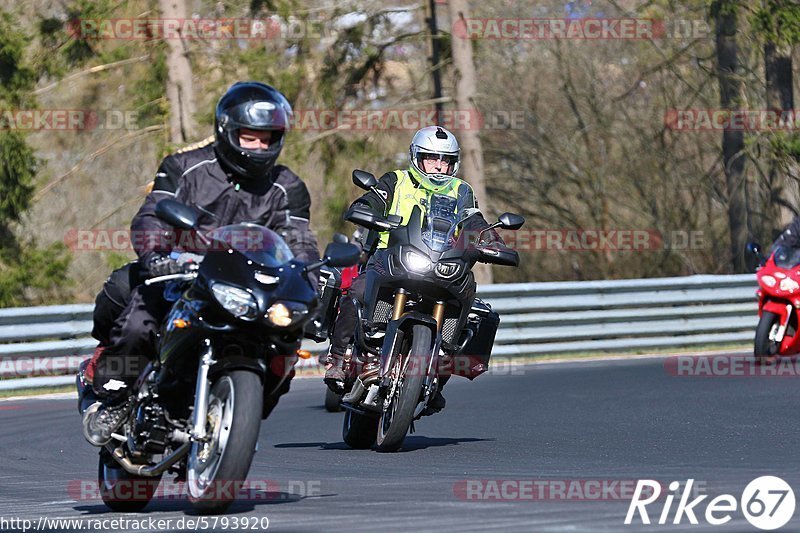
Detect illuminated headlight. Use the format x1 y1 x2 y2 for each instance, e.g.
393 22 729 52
436 262 459 278
760 275 776 288
403 250 432 273
267 302 309 327
780 277 799 292
210 282 258 319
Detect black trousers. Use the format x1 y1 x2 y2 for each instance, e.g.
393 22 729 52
92 282 172 400
329 274 366 356
91 262 143 346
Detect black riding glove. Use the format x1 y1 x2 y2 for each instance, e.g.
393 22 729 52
147 254 182 277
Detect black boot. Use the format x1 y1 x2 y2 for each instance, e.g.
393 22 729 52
323 350 346 394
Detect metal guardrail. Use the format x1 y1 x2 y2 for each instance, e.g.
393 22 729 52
0 274 759 391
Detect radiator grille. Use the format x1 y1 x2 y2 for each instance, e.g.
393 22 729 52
442 318 459 344
372 299 393 324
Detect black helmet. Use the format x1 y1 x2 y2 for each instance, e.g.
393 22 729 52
214 81 293 182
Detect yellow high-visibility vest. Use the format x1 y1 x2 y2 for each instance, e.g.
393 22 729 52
377 168 473 248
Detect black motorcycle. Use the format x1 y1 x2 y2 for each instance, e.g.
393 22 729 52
94 199 359 513
338 170 524 452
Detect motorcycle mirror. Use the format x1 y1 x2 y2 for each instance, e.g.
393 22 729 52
353 169 378 190
332 232 350 244
744 241 765 272
155 199 199 230
323 242 362 268
498 212 525 230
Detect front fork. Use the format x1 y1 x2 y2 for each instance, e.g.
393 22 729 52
772 304 794 344
382 291 445 405
190 339 215 441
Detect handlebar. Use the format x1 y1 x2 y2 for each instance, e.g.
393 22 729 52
144 272 198 286
344 206 402 232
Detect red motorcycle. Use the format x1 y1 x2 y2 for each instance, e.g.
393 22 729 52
750 243 800 360
311 264 359 412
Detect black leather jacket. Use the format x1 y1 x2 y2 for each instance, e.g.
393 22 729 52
771 216 800 253
131 138 320 266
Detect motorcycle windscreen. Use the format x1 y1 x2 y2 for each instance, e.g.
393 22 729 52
422 193 475 252
206 223 294 267
772 245 800 269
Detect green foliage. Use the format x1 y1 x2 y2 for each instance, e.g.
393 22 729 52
0 132 37 227
0 12 36 107
0 243 72 307
709 0 741 19
106 251 133 271
768 132 800 160
132 45 169 128
751 1 800 46
35 0 143 82
0 9 71 307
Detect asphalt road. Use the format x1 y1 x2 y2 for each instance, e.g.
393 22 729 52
1 356 799 532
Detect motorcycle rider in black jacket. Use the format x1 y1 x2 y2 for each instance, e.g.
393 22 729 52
82 81 320 446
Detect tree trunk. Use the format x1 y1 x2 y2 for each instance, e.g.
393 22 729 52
447 0 492 284
765 40 796 233
715 1 748 273
159 0 196 144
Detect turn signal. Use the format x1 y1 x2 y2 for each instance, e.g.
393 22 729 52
296 349 312 359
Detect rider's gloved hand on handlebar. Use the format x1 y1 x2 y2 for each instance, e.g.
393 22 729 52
174 252 204 271
148 252 205 277
147 254 182 277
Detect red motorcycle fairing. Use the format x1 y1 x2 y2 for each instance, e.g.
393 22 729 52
756 247 800 355
761 299 790 320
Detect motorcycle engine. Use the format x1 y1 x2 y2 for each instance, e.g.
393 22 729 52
131 398 169 455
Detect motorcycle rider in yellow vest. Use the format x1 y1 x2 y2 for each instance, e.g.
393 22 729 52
324 126 506 414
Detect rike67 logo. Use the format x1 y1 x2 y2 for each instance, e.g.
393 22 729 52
625 477 795 530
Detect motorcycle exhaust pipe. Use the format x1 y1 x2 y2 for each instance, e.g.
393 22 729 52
341 363 381 404
111 441 191 477
341 378 366 404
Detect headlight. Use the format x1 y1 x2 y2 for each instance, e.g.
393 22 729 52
267 302 309 327
780 277 799 292
403 250 432 273
436 262 460 278
210 282 258 319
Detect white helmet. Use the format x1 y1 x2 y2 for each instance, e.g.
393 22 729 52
409 126 460 191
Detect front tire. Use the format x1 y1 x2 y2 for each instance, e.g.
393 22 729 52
375 324 431 452
755 311 781 364
187 371 263 514
98 448 161 512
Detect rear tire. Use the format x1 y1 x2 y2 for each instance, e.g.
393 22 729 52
375 324 431 453
98 448 161 512
342 409 378 449
755 311 781 364
187 371 263 514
